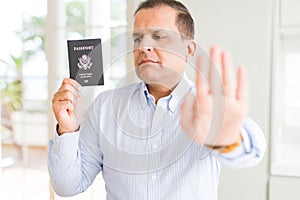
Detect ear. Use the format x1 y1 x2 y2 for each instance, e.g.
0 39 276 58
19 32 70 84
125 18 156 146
186 40 196 60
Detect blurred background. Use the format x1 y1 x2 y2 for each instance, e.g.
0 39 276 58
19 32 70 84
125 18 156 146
0 0 299 199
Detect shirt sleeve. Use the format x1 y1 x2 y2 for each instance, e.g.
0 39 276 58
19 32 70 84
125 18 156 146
212 118 267 169
48 101 103 197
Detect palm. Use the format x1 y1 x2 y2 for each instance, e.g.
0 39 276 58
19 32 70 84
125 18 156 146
180 47 248 147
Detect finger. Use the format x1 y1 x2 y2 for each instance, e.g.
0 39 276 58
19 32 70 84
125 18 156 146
195 55 210 121
62 78 81 92
195 55 209 102
52 91 78 104
236 66 248 102
221 51 235 96
52 100 75 114
180 93 194 125
58 83 80 98
209 46 223 94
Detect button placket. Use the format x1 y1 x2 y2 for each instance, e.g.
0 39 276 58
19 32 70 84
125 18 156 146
152 143 158 150
151 174 157 181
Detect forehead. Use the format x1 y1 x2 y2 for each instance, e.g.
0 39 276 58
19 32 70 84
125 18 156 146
134 6 179 32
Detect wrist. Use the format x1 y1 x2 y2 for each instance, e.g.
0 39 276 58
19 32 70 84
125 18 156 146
56 124 80 135
207 134 242 154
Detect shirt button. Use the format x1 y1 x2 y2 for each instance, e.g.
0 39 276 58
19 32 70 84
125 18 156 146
56 138 60 143
155 114 161 121
152 175 157 181
152 143 157 150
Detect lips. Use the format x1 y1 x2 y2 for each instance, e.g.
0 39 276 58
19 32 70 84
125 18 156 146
139 58 159 66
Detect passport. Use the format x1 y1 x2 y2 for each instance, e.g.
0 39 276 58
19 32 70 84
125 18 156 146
67 38 104 86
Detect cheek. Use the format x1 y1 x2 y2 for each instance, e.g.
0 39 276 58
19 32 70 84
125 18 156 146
164 41 187 56
133 51 140 67
159 50 186 68
159 43 187 61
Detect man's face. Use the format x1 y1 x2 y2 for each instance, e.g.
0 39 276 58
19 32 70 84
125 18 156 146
133 6 191 88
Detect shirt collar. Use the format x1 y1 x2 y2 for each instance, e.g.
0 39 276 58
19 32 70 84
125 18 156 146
139 74 193 112
140 82 151 110
169 74 193 112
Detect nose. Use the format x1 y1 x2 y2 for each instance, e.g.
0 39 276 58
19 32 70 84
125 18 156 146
141 46 153 52
138 35 154 52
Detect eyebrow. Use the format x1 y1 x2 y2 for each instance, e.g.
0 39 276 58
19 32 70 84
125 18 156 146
132 32 142 37
153 30 167 34
132 28 168 37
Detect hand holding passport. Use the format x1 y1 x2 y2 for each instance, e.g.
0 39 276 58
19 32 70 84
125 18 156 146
67 38 104 86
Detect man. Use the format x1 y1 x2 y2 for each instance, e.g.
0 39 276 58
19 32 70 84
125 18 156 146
49 0 266 199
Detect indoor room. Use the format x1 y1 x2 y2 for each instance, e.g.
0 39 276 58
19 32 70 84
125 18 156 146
0 0 299 199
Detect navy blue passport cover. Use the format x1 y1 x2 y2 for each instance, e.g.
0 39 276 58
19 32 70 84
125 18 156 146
67 38 104 86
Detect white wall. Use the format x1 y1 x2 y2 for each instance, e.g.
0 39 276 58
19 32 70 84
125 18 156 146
181 0 272 199
269 176 300 200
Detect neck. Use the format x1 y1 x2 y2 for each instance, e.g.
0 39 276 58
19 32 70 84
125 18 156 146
147 83 177 104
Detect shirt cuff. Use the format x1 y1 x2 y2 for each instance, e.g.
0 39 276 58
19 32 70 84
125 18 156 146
50 130 79 160
214 127 253 160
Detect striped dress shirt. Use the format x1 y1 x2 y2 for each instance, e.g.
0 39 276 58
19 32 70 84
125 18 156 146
48 77 266 200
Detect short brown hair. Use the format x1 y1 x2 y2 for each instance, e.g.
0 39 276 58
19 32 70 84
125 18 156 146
134 0 195 39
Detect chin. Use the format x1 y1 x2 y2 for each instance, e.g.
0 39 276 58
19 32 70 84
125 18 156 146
136 73 177 90
136 70 158 84
135 64 156 78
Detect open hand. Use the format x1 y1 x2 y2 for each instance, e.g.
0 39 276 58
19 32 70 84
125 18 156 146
180 46 248 147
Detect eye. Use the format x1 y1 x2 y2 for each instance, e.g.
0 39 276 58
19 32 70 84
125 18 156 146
133 36 143 44
153 34 166 41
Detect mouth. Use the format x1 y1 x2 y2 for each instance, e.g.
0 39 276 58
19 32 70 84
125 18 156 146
138 59 159 66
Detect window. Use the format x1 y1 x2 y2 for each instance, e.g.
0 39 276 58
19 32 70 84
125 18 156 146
48 0 128 95
1 1 49 199
47 0 130 199
1 0 132 199
0 2 48 112
271 0 300 177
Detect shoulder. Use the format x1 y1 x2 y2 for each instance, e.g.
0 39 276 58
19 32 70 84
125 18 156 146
93 82 144 105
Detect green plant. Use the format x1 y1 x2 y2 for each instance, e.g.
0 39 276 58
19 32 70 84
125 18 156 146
1 80 22 112
0 54 23 111
0 0 85 113
16 15 45 60
0 56 22 133
66 0 86 36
